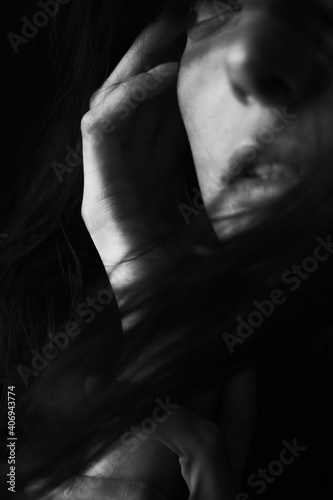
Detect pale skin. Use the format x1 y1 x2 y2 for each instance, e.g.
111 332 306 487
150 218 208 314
48 3 328 499
20 2 333 498
46 370 257 500
178 0 333 238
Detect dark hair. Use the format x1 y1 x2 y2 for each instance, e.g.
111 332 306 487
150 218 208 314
2 0 333 496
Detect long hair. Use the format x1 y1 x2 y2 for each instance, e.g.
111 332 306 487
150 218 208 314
2 0 333 496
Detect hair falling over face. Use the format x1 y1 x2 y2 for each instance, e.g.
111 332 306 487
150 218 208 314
1 0 333 498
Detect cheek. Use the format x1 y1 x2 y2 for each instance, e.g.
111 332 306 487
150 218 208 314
177 57 203 124
177 63 224 201
177 60 215 148
177 50 248 202
177 53 234 166
178 46 233 137
178 37 229 108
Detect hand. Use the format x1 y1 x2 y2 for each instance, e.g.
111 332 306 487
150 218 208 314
152 405 237 500
80 15 186 305
152 366 258 500
28 367 257 500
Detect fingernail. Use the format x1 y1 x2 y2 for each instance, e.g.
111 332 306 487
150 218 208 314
147 62 179 77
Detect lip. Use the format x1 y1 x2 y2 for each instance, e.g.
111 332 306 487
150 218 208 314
217 140 312 210
225 142 309 187
226 176 299 207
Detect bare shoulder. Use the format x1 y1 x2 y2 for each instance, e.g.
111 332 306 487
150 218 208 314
74 368 257 499
80 387 222 499
82 424 187 499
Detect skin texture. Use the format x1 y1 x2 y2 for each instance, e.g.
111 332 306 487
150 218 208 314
177 0 333 238
76 1 333 498
18 2 333 500
77 8 259 500
40 370 256 500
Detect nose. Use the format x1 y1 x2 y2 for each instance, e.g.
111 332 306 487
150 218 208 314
224 0 333 107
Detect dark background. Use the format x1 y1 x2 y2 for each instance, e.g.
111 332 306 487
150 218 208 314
1 0 70 201
1 2 333 499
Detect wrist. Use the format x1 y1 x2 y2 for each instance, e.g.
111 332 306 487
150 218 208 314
106 244 166 330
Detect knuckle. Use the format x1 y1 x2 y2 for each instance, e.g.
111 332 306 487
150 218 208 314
81 112 108 140
81 110 115 138
81 112 97 135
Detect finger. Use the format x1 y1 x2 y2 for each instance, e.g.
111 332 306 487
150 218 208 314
123 88 183 166
81 64 178 202
94 15 185 105
83 63 178 142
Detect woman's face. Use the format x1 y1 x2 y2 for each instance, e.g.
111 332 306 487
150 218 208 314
177 0 333 238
